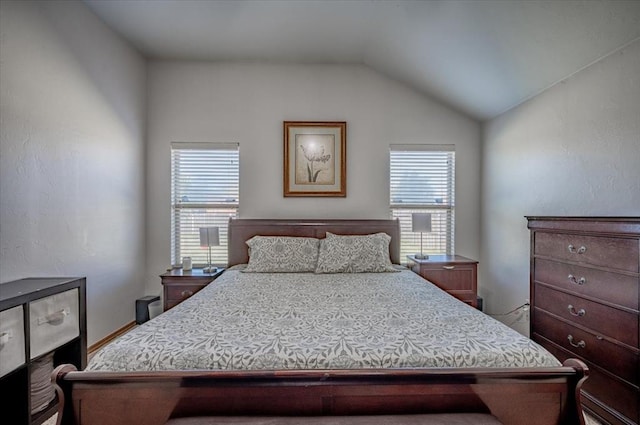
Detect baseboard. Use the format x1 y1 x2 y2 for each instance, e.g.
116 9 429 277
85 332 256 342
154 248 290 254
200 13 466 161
88 321 137 356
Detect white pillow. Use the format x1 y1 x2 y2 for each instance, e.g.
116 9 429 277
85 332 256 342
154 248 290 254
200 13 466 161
315 232 397 273
244 236 320 273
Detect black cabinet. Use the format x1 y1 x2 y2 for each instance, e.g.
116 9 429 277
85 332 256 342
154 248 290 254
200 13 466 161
0 277 86 425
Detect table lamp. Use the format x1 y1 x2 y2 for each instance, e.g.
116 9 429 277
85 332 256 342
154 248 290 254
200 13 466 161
412 213 432 259
199 227 220 273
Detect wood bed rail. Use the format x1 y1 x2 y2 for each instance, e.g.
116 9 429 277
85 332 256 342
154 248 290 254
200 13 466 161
51 359 588 425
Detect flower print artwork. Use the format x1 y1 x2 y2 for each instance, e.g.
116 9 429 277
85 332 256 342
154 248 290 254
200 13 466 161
295 134 335 185
284 121 346 197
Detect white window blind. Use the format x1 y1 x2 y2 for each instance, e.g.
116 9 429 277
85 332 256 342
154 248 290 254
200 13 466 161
390 145 455 261
171 142 239 267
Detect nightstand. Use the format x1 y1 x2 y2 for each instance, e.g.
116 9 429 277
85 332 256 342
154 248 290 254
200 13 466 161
407 255 478 308
160 268 224 311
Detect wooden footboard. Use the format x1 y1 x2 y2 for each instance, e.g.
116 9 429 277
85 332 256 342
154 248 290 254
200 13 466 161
52 359 588 425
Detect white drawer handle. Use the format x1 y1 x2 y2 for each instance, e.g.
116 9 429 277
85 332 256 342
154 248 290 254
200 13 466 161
567 334 586 349
567 274 586 285
181 290 194 298
567 244 586 254
442 266 455 270
37 308 69 325
0 331 13 346
567 305 586 317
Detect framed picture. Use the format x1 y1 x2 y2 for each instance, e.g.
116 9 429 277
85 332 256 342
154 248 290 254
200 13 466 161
283 121 346 197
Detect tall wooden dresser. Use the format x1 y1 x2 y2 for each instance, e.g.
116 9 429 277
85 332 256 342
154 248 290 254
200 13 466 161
527 217 639 425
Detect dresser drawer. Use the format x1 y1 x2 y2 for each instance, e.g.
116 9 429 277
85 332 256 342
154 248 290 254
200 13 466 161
534 258 639 310
29 288 80 359
534 232 639 273
0 305 26 377
534 283 639 347
534 310 638 384
581 365 640 425
536 337 640 424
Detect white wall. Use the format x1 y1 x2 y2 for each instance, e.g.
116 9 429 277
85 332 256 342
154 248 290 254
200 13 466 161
146 62 481 295
481 40 640 334
0 1 147 345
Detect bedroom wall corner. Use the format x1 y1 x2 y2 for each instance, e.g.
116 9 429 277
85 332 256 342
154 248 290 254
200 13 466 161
0 0 147 346
479 39 640 335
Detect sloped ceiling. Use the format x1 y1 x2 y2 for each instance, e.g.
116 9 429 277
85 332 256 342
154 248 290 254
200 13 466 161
84 0 640 121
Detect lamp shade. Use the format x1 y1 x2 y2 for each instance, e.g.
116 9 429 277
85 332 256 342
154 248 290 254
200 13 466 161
199 227 220 247
412 213 432 233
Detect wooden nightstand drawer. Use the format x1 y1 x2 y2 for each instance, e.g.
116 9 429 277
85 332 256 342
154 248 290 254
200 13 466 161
161 268 224 311
450 291 478 306
166 284 206 302
408 255 478 308
413 265 475 291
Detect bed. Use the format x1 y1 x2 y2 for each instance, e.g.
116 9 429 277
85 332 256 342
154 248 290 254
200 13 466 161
52 219 589 425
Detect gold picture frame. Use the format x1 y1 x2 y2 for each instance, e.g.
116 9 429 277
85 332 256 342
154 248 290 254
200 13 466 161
283 121 346 197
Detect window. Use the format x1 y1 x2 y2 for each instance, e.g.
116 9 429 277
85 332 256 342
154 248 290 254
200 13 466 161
390 145 455 261
171 142 239 267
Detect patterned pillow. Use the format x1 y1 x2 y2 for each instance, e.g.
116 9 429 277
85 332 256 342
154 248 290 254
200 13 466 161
244 236 320 273
315 232 398 273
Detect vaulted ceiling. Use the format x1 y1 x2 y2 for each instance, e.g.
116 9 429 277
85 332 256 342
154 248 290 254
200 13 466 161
84 0 640 121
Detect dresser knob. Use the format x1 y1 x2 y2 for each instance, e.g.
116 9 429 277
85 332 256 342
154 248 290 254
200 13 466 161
567 305 586 317
567 274 586 285
568 244 587 254
442 266 455 270
567 335 586 348
181 290 193 298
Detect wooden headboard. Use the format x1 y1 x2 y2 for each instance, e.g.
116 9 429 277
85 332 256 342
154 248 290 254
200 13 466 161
227 219 401 266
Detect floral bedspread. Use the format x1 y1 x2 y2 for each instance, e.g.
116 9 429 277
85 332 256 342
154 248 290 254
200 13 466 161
88 267 559 371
